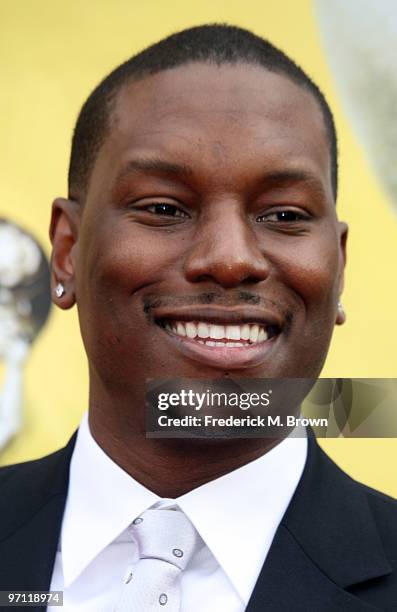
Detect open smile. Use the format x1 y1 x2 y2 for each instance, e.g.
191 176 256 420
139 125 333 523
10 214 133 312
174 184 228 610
155 310 283 369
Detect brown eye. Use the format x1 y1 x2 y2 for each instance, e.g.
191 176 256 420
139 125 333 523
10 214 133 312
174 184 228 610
257 209 309 223
146 203 188 218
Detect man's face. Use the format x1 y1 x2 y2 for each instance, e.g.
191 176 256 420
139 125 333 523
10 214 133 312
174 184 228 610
54 63 347 396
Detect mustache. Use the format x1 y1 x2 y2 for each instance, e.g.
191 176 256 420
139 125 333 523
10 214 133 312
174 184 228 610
143 291 289 318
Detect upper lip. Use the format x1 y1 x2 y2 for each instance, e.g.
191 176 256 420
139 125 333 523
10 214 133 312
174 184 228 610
153 306 284 329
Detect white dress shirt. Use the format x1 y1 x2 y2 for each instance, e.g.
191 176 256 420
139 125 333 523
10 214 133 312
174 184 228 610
49 412 307 611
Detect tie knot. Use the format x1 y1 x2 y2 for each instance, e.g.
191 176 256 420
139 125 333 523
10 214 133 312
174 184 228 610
129 508 199 570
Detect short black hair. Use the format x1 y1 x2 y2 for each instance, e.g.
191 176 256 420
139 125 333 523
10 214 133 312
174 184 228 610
68 23 338 201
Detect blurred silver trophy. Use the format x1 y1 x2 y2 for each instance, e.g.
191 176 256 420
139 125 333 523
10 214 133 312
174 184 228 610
0 219 51 451
316 0 397 213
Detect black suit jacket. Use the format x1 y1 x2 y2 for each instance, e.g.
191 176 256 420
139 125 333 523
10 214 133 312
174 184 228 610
0 434 396 611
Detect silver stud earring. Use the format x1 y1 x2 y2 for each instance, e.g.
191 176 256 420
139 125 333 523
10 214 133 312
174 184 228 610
337 300 344 313
54 282 66 298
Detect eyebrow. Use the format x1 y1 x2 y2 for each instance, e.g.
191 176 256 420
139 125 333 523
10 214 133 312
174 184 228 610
260 170 327 198
116 157 327 197
116 157 194 181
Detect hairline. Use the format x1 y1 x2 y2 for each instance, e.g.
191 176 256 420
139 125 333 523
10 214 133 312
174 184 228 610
70 58 337 204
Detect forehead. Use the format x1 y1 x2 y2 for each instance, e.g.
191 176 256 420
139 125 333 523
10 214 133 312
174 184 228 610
92 62 332 194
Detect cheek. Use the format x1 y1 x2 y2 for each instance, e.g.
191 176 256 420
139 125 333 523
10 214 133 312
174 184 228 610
75 222 186 345
267 231 341 336
79 221 182 293
294 249 339 304
266 234 341 377
282 233 340 301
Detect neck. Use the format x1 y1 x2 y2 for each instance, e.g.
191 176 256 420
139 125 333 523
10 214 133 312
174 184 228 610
88 402 283 498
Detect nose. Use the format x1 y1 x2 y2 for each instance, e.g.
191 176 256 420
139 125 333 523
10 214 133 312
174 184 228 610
183 202 270 288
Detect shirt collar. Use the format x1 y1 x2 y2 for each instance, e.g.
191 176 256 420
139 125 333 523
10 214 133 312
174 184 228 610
61 413 159 587
61 412 307 602
177 432 307 602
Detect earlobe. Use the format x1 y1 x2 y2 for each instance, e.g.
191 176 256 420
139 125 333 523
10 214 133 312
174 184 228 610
336 300 346 325
49 197 81 310
335 221 348 325
338 221 348 290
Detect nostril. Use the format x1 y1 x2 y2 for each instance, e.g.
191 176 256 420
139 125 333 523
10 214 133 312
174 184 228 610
241 274 267 285
185 262 269 288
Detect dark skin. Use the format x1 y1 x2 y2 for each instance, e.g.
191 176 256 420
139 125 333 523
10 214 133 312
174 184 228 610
50 62 347 497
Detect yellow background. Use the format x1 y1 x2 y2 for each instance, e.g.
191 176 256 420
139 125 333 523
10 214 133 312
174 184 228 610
1 0 396 496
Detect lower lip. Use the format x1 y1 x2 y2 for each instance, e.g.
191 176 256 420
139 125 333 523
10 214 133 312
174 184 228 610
159 326 279 370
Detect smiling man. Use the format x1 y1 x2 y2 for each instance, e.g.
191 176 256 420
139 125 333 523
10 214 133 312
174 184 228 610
0 24 396 612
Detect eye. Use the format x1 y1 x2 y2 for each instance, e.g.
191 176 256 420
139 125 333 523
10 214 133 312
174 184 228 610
144 203 189 218
257 209 310 223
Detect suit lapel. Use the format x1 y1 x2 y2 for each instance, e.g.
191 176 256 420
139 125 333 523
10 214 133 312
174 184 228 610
0 432 392 609
245 437 391 611
245 524 383 611
0 433 77 591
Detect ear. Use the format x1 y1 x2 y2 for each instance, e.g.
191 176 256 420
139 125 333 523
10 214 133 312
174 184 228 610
336 221 348 325
49 197 81 309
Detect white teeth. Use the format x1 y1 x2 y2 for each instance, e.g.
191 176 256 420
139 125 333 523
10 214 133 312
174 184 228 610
225 325 241 340
250 324 259 343
209 324 225 339
176 322 186 336
193 340 247 348
241 324 250 340
197 322 210 338
185 322 197 338
258 328 268 342
164 320 272 344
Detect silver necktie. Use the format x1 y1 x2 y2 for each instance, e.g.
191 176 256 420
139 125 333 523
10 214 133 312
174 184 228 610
115 507 199 611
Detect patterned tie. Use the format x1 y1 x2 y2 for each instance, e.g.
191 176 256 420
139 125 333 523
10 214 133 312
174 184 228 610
115 507 200 611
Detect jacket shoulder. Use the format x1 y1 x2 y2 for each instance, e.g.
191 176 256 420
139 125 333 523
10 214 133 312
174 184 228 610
360 479 397 509
0 445 68 483
0 434 77 537
320 443 397 536
358 479 397 551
